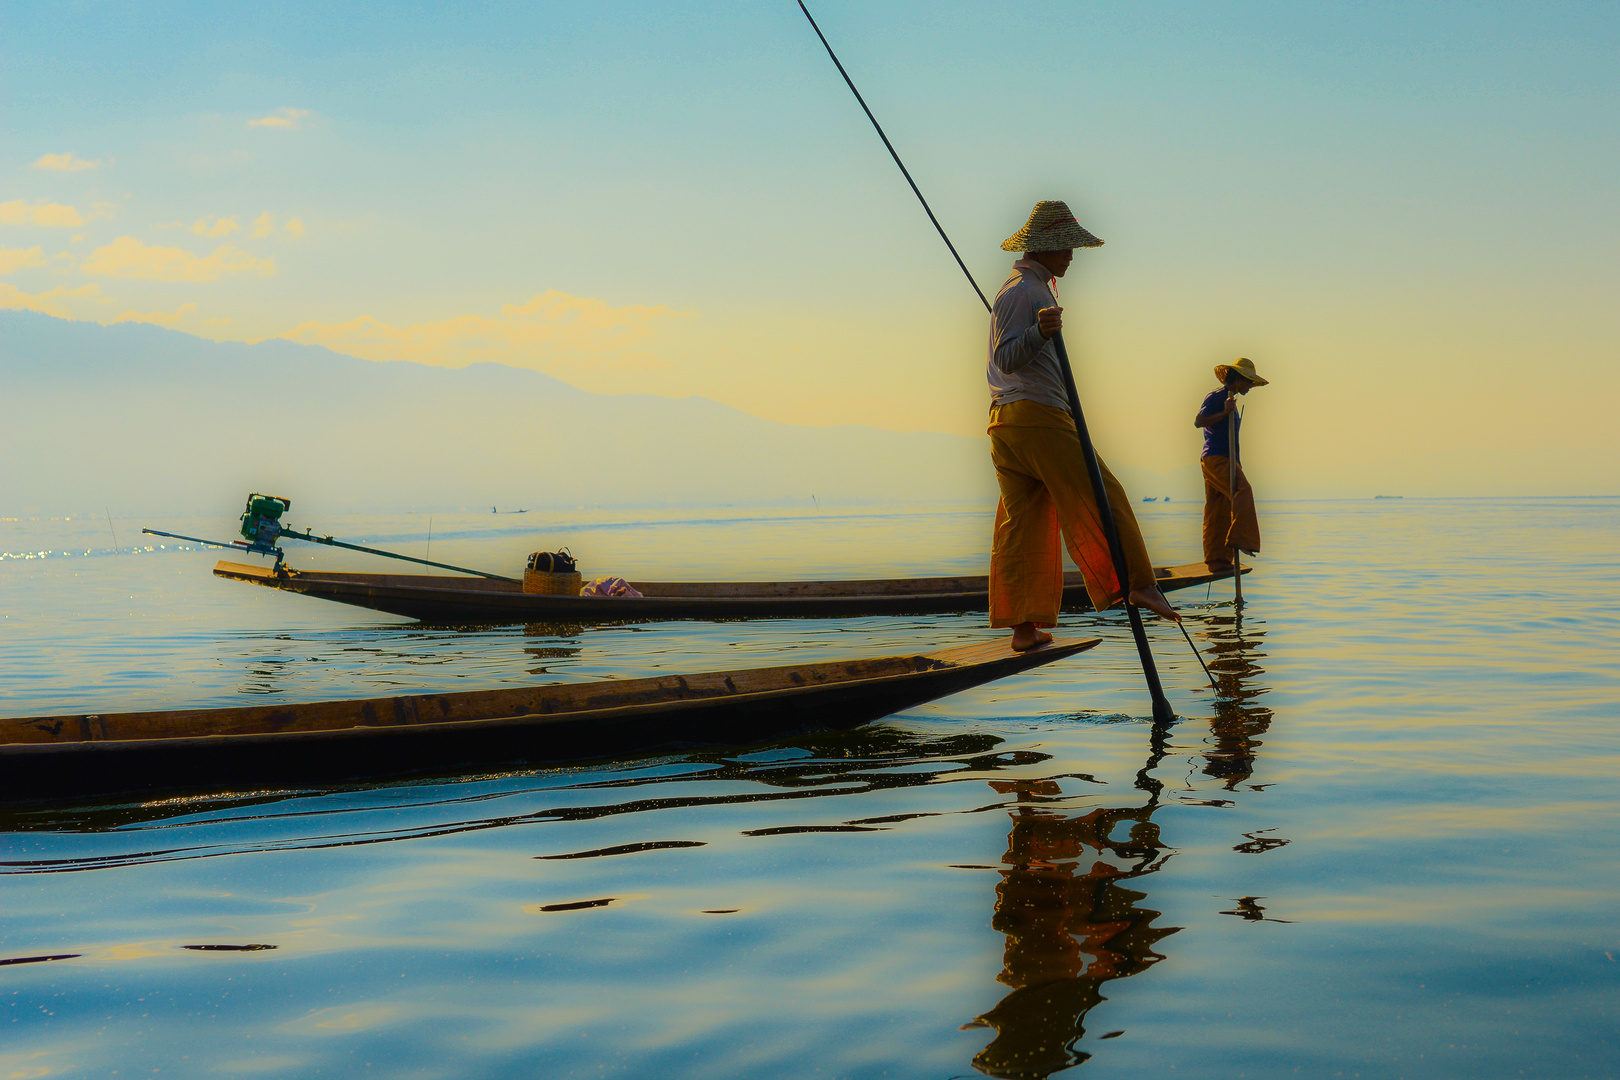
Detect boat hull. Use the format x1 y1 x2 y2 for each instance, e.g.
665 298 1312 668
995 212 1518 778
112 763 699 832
0 638 1097 802
212 560 1247 624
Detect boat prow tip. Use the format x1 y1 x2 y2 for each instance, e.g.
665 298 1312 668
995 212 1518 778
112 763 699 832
1016 636 1102 661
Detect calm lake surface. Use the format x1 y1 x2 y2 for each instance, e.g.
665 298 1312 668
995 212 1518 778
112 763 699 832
2 498 1617 1079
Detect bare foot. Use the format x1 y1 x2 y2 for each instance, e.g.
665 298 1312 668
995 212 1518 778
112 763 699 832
1010 622 1054 652
1128 586 1182 622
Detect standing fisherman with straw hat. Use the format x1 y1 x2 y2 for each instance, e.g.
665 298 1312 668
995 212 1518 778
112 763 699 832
987 200 1180 651
1194 357 1268 571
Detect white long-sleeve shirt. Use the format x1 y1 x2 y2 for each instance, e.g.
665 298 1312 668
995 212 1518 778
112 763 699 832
985 258 1070 413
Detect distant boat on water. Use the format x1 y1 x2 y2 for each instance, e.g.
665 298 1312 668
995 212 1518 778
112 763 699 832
212 560 1245 623
492 507 530 514
1142 497 1157 502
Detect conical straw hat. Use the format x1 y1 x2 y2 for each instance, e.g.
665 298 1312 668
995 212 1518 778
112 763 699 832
1001 200 1103 252
1214 357 1269 386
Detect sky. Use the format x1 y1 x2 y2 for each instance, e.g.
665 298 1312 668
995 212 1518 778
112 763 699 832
3 0 1617 496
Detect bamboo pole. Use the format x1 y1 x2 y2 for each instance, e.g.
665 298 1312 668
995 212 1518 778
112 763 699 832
1228 404 1243 608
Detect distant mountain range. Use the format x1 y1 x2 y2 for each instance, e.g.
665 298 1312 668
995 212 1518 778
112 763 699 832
0 312 1207 516
3 312 1023 516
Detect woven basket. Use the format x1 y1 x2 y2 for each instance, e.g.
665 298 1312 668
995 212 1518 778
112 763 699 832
522 570 582 596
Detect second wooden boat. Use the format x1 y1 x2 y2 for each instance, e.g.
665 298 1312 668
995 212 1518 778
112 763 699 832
1 637 1097 802
212 560 1246 624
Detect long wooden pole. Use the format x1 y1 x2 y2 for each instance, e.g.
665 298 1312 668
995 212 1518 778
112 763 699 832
1228 405 1243 608
794 1 989 312
140 527 518 582
1052 332 1176 723
796 0 1175 721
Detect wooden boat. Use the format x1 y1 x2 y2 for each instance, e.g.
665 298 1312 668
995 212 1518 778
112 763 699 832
213 559 1246 624
0 637 1097 802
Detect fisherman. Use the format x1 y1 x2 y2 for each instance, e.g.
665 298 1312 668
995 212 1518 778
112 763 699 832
987 200 1180 652
1194 357 1267 571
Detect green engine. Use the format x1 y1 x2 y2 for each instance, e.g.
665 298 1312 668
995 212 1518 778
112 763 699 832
240 493 291 550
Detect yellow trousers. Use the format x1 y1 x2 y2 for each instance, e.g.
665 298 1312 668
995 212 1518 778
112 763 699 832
989 400 1157 627
1201 455 1260 565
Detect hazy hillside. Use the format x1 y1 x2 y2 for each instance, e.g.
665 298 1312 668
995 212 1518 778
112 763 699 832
1 312 1016 516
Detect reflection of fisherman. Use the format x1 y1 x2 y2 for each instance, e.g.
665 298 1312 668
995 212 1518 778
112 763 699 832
1194 357 1267 572
987 200 1180 652
967 782 1177 1079
1201 609 1274 789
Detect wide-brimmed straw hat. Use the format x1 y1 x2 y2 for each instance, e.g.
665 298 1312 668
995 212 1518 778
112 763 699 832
1214 357 1269 386
1001 200 1103 252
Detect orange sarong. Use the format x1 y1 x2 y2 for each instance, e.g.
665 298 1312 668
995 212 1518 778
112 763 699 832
988 400 1157 628
1200 454 1260 565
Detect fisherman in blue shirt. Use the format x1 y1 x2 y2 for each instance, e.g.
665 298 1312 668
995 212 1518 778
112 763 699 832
1194 357 1267 570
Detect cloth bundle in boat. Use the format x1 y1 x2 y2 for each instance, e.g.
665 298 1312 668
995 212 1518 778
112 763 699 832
580 576 643 598
523 550 581 595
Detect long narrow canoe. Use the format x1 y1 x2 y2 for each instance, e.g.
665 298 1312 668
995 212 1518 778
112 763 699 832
213 560 1246 624
0 637 1097 802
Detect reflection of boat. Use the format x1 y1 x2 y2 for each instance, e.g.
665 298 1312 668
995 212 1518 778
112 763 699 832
0 637 1097 802
0 726 1066 871
211 560 1246 624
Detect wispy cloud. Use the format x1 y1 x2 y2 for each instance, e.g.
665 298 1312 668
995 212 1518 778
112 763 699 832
279 291 683 374
32 152 101 172
0 246 48 274
250 211 275 238
284 217 306 238
248 107 311 129
0 200 85 227
191 216 240 238
81 237 275 282
111 302 198 328
0 282 101 318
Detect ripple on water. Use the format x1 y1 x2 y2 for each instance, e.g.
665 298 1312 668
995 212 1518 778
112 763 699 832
2 500 1618 1079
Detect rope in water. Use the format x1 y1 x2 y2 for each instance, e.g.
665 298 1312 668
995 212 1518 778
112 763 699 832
1178 618 1219 690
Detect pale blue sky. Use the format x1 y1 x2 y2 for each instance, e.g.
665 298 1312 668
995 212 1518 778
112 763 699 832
4 1 1617 492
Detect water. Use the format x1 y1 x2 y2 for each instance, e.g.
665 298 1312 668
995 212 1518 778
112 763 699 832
2 499 1618 1078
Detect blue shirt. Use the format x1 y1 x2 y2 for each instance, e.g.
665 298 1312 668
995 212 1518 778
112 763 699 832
1199 388 1239 458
